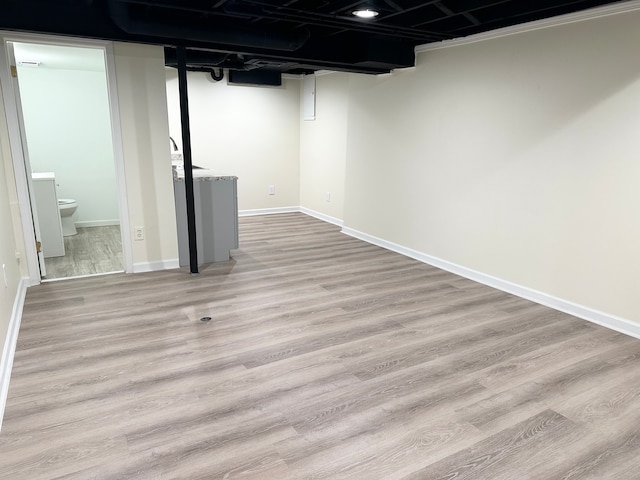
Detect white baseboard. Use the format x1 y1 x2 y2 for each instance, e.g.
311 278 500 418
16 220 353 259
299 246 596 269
0 277 29 432
342 226 640 339
238 207 300 217
299 207 343 227
239 206 344 227
133 258 180 273
74 220 121 228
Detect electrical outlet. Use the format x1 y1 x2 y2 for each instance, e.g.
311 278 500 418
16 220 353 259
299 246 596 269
325 192 331 203
268 185 275 195
134 227 144 241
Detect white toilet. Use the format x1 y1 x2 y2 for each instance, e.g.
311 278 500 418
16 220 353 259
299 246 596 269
58 199 78 236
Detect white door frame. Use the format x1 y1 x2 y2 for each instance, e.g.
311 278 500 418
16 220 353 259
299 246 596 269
4 41 50 278
0 31 133 284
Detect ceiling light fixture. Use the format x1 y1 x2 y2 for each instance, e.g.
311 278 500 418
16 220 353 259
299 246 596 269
17 60 41 68
352 8 379 19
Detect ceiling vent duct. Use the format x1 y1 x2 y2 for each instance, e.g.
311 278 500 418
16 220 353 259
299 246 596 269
164 49 229 68
108 0 310 52
228 70 282 87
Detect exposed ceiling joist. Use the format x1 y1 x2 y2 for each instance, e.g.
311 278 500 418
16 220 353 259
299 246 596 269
0 0 629 75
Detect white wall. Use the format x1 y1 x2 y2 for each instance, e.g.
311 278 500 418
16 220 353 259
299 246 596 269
299 73 348 222
0 78 27 389
114 43 178 269
17 61 119 226
342 12 640 322
165 70 300 211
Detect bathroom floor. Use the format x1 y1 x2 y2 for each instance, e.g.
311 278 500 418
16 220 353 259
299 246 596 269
42 225 124 280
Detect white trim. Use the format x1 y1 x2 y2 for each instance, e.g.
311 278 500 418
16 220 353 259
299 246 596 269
314 70 337 77
74 220 121 228
416 0 640 53
0 32 133 278
132 258 180 273
0 40 41 286
299 207 343 227
42 270 124 283
0 277 29 431
238 206 300 217
238 206 344 227
104 42 134 274
342 226 640 340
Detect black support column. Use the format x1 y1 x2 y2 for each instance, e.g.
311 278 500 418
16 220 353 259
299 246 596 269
176 46 198 274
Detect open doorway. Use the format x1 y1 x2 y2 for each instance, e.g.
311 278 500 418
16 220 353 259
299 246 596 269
11 41 124 280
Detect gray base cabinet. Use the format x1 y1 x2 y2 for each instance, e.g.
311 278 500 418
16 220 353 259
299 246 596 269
174 176 239 266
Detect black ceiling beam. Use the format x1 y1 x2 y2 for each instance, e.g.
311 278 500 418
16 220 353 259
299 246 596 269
410 0 512 28
330 1 367 15
447 0 610 35
0 0 410 73
383 0 405 12
377 0 442 20
435 1 456 16
225 2 452 41
433 0 482 27
463 12 481 25
108 0 310 51
112 0 448 41
221 28 411 69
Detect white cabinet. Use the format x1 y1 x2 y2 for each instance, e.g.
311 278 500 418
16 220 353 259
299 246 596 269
174 174 239 266
32 172 65 258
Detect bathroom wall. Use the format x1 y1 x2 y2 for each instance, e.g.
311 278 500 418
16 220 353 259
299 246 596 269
16 48 119 226
165 70 300 212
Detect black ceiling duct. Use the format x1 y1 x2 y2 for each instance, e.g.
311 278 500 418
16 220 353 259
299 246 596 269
228 70 282 87
107 0 310 52
164 48 229 68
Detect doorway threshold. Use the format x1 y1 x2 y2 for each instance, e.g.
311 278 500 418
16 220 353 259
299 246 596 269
41 270 125 283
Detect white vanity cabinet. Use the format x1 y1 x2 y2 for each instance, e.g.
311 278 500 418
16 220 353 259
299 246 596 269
32 172 65 258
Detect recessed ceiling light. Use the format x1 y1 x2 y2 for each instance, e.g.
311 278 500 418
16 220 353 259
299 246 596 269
352 8 379 19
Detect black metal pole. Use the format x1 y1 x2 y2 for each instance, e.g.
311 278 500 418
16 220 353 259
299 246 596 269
176 46 199 274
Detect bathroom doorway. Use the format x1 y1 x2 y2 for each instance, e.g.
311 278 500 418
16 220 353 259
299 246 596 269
2 37 130 281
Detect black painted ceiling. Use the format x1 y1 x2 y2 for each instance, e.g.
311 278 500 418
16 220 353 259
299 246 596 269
0 0 628 75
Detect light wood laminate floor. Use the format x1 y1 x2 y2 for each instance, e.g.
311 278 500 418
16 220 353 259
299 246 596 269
43 226 124 280
2 213 639 479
